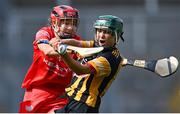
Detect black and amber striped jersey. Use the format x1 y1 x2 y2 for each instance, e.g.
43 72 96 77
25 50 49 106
65 40 122 108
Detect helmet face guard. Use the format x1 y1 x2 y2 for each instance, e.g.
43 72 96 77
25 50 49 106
50 5 79 38
93 15 124 44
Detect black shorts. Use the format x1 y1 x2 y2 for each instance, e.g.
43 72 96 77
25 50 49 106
55 98 99 113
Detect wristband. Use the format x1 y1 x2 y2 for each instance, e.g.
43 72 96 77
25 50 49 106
37 39 49 44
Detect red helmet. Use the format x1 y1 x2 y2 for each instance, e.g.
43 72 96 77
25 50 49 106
50 5 79 37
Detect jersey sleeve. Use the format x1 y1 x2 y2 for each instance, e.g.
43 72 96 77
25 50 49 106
33 28 51 45
87 49 122 77
87 56 111 77
81 40 94 48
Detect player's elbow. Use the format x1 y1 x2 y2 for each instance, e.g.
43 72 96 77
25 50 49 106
74 66 92 75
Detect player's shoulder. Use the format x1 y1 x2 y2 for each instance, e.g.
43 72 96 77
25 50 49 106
103 47 120 57
111 48 121 58
35 26 54 39
99 47 122 62
38 26 52 33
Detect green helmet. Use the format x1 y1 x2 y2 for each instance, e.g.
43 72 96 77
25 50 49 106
93 15 124 43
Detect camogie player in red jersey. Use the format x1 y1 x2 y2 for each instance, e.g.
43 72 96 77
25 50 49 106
19 5 81 113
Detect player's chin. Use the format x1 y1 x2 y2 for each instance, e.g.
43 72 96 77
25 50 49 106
98 42 103 46
64 32 72 35
98 43 107 47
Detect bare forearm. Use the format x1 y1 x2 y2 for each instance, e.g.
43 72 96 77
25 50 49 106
38 44 59 57
61 53 91 75
61 39 82 47
44 49 59 56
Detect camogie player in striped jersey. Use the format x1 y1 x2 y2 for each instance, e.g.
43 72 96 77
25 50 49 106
54 15 124 113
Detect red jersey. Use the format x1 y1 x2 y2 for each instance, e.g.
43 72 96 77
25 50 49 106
22 26 80 91
20 26 81 112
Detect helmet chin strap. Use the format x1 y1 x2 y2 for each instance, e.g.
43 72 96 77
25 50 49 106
55 19 59 31
94 32 99 47
52 19 60 37
115 31 119 44
115 31 124 44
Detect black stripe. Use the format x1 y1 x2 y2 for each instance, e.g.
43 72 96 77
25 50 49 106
66 76 78 88
80 74 94 102
71 77 85 98
98 76 112 96
66 76 78 98
96 75 115 108
98 53 121 95
71 75 78 84
95 96 101 108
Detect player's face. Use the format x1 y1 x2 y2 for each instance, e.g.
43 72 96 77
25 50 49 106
58 19 78 36
96 28 115 47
